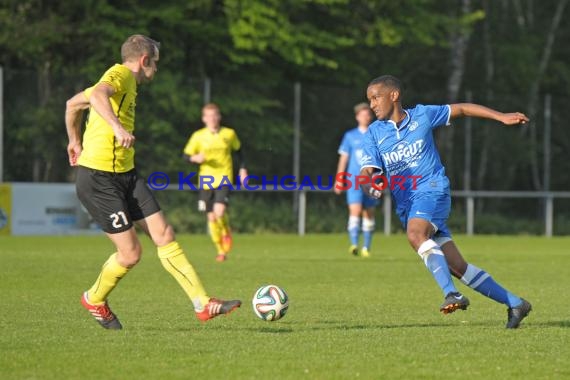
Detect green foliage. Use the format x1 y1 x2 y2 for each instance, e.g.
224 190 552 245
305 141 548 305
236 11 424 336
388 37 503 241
2 0 569 225
0 0 479 182
225 0 355 69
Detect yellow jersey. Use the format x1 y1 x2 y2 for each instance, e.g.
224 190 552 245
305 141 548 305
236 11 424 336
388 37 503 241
183 127 241 187
78 64 137 173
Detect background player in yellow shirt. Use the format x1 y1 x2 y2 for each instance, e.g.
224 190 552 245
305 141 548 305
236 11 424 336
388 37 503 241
183 103 248 262
65 35 241 330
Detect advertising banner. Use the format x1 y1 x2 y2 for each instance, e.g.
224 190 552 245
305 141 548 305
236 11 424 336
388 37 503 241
0 183 11 235
9 183 99 235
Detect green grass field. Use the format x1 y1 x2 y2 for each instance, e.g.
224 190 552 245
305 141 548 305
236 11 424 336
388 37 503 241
1 234 569 379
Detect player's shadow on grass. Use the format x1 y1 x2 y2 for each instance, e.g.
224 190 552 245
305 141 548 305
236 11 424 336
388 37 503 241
532 320 570 328
237 321 455 333
255 257 385 263
245 326 294 334
302 320 502 330
310 323 451 331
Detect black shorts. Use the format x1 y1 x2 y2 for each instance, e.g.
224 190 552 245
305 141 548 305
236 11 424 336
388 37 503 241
198 188 230 213
76 166 161 234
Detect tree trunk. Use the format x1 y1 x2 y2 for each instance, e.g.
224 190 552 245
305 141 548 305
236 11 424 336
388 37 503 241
523 0 568 190
512 0 526 28
476 0 494 212
442 0 472 181
526 0 535 27
36 60 51 181
446 0 471 103
32 158 41 182
501 0 567 191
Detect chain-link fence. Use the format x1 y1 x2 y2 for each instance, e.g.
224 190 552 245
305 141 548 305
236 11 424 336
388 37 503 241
2 67 569 234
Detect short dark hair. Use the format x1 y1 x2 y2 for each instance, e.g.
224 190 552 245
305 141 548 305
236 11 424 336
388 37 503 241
368 75 403 93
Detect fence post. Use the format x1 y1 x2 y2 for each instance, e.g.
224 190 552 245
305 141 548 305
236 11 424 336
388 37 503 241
543 94 551 198
298 190 306 236
203 77 211 104
464 91 472 235
545 195 553 237
383 192 391 235
292 82 301 213
543 94 552 237
466 195 474 236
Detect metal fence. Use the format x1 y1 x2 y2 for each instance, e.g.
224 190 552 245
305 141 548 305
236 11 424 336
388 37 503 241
453 190 570 237
162 185 570 237
290 190 570 237
2 67 569 236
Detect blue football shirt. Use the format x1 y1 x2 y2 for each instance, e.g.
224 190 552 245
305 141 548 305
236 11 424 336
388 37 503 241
338 127 369 176
360 104 452 210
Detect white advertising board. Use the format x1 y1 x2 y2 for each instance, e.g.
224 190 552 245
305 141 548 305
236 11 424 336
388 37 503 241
9 183 100 235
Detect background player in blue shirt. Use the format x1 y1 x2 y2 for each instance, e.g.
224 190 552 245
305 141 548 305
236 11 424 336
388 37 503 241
335 103 379 257
360 75 532 328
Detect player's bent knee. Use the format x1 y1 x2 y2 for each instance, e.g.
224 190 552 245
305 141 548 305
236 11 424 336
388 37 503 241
117 243 143 267
164 224 176 243
406 230 429 250
152 224 175 247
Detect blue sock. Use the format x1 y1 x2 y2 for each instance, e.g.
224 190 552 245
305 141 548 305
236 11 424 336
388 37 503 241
418 240 457 296
362 218 375 249
347 216 360 246
362 231 372 249
460 264 522 308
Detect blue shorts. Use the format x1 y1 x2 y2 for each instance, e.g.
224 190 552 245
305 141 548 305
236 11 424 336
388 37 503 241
346 188 380 209
398 191 452 239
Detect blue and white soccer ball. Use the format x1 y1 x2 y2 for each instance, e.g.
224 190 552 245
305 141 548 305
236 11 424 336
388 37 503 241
252 285 289 321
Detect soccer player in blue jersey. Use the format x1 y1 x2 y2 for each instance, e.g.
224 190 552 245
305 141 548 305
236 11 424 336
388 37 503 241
360 75 532 328
335 103 379 257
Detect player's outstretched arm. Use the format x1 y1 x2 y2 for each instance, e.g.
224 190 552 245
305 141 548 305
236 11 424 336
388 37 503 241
65 92 90 166
450 103 529 126
89 83 135 148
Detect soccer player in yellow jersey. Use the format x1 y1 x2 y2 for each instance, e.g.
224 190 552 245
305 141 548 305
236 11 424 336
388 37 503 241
65 35 241 330
183 103 248 262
